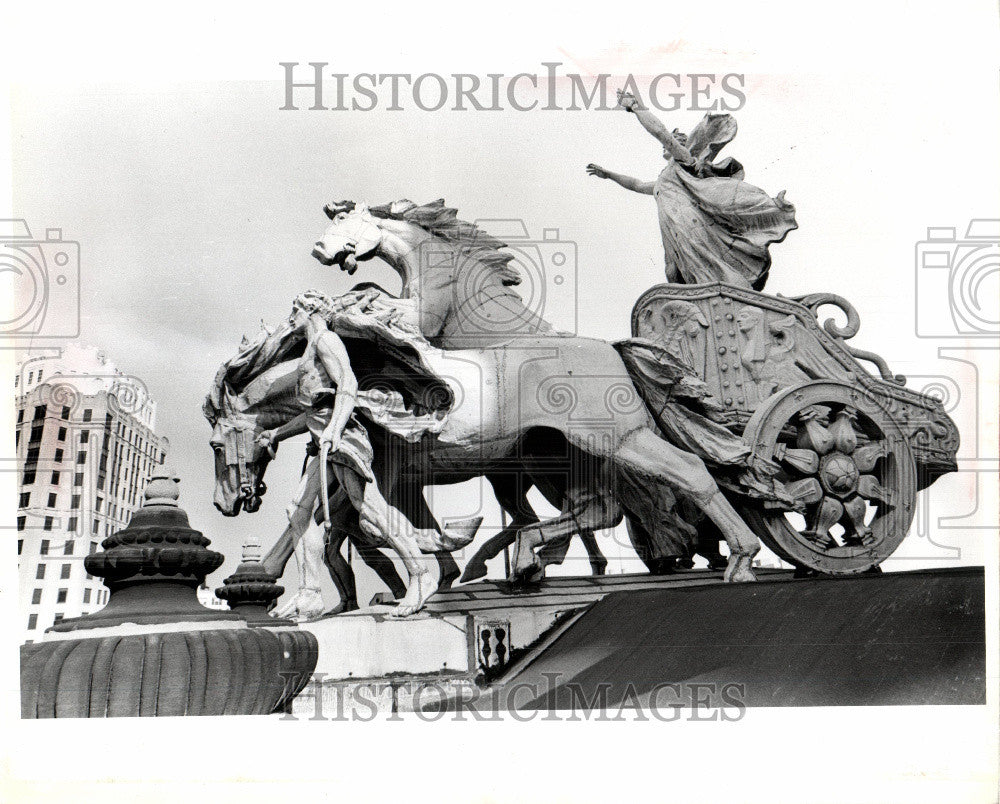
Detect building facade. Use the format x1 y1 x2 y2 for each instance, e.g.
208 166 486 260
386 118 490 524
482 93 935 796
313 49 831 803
15 345 168 643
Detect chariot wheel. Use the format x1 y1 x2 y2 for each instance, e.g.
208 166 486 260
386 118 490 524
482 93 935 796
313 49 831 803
741 380 917 574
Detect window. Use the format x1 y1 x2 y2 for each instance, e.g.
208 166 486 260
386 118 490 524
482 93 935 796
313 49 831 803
43 516 53 531
77 452 87 464
31 588 42 604
56 588 68 603
74 473 84 486
17 407 23 422
57 427 67 441
36 564 45 579
83 588 91 604
33 404 44 419
83 409 92 422
54 449 64 463
64 539 75 554
80 430 89 444
37 369 43 382
14 430 19 447
61 405 71 419
92 519 99 534
47 493 57 507
19 492 30 507
40 539 50 555
28 614 38 630
60 563 71 579
95 496 103 512
22 470 36 485
18 538 24 554
71 494 80 509
29 425 43 444
51 470 60 484
17 517 26 531
90 540 99 554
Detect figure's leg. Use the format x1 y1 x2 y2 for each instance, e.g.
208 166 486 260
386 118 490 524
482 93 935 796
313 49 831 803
611 428 759 582
271 459 326 620
262 465 317 578
388 476 460 590
335 466 434 617
351 540 407 600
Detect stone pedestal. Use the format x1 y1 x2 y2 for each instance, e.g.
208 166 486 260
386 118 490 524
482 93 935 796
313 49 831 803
20 470 317 718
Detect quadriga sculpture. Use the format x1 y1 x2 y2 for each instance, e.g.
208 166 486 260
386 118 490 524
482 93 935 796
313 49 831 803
309 199 794 591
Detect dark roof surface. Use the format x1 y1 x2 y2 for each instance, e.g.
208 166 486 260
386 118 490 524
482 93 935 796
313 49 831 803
467 566 985 709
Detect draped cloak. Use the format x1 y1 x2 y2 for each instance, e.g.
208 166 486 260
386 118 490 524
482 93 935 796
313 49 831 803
654 113 798 290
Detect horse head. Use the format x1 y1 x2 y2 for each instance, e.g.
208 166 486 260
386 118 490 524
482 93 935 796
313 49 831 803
312 200 386 274
205 349 303 517
207 403 272 516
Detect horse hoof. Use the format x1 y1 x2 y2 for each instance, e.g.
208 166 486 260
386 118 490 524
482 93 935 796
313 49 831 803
723 555 757 583
460 562 488 583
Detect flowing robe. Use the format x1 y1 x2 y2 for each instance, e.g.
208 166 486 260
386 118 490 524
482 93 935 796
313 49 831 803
653 113 798 290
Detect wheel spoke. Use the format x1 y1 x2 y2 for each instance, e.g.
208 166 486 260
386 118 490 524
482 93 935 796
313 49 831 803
830 407 859 453
774 443 819 474
785 477 824 506
803 496 843 548
842 496 876 546
853 441 887 473
797 406 835 455
858 474 892 506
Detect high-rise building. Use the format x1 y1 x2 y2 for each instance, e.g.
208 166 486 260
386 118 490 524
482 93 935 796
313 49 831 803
15 345 168 643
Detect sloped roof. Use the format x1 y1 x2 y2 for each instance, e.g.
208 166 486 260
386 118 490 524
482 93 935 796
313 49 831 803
463 566 985 709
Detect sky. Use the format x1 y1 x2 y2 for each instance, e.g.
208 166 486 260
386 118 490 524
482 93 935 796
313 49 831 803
7 55 998 608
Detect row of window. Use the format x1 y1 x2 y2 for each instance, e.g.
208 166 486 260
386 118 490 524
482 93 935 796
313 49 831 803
15 368 45 387
33 563 88 580
17 538 100 555
29 586 106 606
17 403 93 423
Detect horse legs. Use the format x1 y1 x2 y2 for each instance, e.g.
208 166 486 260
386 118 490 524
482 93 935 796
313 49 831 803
611 428 760 582
461 473 539 583
511 492 620 582
537 529 607 575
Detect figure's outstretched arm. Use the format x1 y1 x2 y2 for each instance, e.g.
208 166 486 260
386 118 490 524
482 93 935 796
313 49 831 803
617 91 693 165
256 412 309 457
586 163 655 195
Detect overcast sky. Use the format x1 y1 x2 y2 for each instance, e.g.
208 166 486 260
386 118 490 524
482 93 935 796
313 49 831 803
9 57 998 603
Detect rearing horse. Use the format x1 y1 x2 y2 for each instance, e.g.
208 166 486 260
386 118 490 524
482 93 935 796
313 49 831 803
311 198 764 582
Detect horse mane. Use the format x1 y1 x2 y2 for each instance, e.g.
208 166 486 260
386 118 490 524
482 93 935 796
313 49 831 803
368 199 522 286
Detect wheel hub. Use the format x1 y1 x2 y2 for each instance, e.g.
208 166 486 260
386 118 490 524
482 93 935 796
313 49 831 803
818 452 859 498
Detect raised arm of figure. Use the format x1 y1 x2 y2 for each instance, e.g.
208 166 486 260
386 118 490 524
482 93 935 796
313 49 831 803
586 163 655 195
617 90 694 165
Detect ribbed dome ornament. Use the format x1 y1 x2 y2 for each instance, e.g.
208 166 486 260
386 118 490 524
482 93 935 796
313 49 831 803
52 466 241 631
20 469 318 717
215 535 291 625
